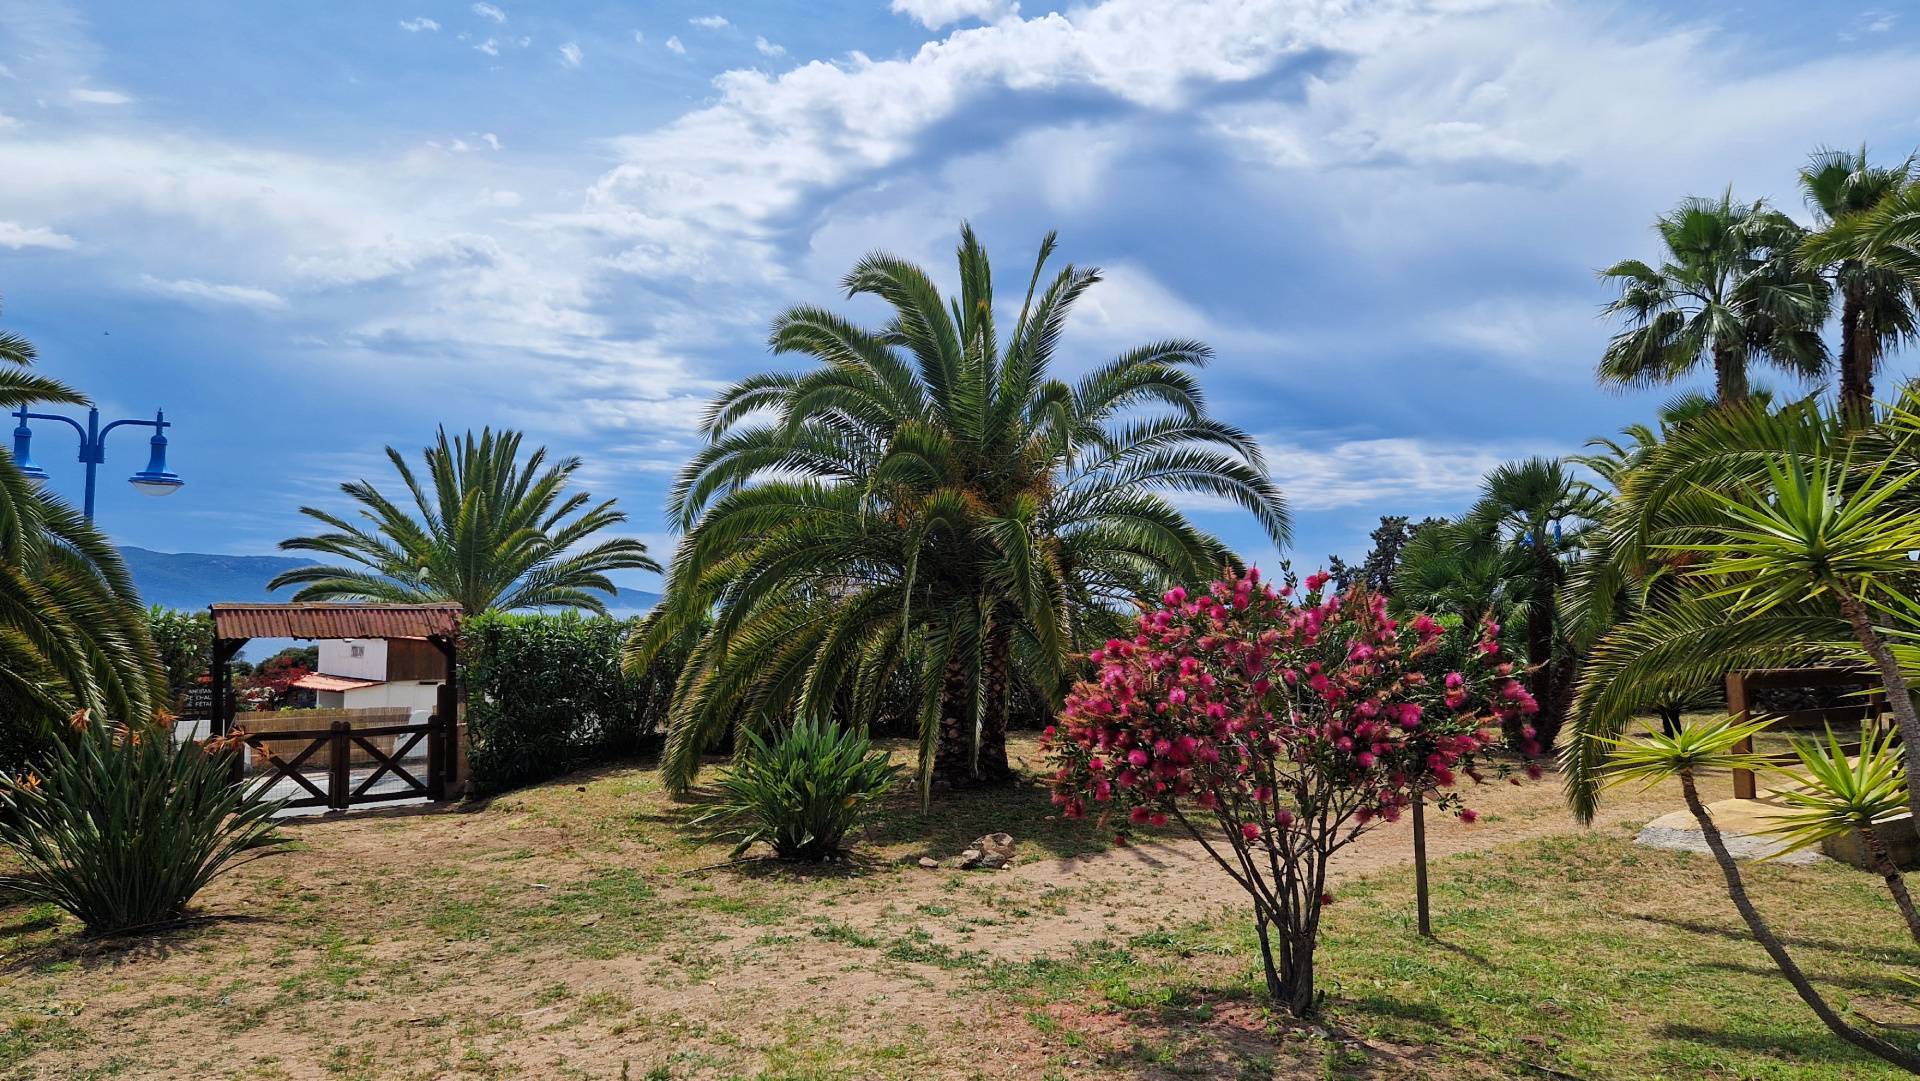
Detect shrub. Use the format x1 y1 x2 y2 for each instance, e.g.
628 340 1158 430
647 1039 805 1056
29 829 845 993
0 713 284 934
694 720 903 861
145 606 213 705
1046 569 1532 1015
464 612 684 794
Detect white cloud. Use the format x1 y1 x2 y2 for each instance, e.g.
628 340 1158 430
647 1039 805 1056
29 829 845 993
399 17 439 32
471 3 505 23
665 35 686 55
1262 437 1553 511
632 30 645 45
558 41 583 68
0 221 77 250
481 132 503 151
69 87 131 105
140 275 288 311
0 112 18 132
1842 9 1897 41
755 36 785 58
890 0 1019 30
689 15 729 30
474 37 499 56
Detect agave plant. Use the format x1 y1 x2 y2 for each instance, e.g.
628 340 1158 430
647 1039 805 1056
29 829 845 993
691 720 903 861
1760 724 1919 943
0 714 284 934
1601 716 1920 1071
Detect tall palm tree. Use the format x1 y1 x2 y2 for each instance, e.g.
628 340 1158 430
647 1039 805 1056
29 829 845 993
1598 190 1830 405
271 427 658 615
1798 147 1920 427
635 225 1288 793
1463 458 1604 750
0 299 163 766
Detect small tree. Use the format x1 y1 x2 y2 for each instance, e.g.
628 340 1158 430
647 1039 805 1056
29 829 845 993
1603 717 1920 1072
146 607 214 704
1046 569 1533 1015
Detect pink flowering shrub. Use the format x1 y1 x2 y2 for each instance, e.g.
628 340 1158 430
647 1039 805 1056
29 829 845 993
1044 568 1537 1015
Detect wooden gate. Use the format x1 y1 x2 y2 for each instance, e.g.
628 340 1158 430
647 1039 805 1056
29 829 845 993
232 707 446 810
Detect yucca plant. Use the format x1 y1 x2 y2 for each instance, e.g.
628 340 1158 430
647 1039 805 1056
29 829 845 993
1672 449 1920 829
0 714 285 934
692 721 903 862
1601 716 1920 1071
1761 724 1920 943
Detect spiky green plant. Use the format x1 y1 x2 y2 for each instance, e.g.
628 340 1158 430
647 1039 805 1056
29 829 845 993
1600 716 1920 1071
1672 450 1920 828
691 720 903 861
270 427 658 615
0 715 284 934
1760 723 1920 942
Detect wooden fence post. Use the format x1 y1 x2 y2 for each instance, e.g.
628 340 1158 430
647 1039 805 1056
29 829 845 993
329 720 351 810
1726 670 1756 800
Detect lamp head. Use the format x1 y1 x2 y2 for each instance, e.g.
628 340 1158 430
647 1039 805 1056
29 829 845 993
9 410 46 481
128 420 182 497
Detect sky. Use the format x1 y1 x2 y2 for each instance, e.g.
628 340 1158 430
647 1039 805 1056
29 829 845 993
2 0 1918 593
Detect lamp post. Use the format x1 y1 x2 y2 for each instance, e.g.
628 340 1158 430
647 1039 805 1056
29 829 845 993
10 405 184 520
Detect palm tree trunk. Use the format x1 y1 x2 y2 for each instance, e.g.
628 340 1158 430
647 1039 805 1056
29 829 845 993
1679 769 1920 1072
1839 287 1873 429
1835 590 1920 837
1859 823 1920 946
931 650 972 790
975 619 1014 784
1712 340 1750 406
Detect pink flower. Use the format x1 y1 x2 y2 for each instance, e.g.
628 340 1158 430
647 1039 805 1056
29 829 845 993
1458 808 1479 824
1129 806 1151 825
1240 822 1262 841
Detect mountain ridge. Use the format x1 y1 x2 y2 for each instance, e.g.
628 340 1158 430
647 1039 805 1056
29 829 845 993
118 546 660 614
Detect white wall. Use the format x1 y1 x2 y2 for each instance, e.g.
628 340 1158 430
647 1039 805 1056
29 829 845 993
343 680 442 722
318 638 389 681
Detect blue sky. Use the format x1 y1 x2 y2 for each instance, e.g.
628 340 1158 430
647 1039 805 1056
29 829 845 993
2 0 1917 593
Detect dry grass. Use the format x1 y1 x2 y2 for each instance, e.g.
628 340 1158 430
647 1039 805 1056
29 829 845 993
2 736 1913 1080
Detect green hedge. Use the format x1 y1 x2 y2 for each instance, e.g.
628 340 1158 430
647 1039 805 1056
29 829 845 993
463 612 679 794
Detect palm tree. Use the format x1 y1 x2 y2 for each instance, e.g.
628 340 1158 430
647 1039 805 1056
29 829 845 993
0 300 163 766
1602 716 1920 1072
271 427 658 615
1444 458 1602 751
1598 190 1830 405
636 225 1288 793
1799 147 1920 427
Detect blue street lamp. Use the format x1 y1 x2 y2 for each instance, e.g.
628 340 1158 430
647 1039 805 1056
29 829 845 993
10 405 183 520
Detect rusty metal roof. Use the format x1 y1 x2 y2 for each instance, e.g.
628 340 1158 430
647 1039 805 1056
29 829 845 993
210 603 463 641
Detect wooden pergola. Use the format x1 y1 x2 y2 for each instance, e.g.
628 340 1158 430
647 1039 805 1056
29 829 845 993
1725 666 1888 800
209 602 464 807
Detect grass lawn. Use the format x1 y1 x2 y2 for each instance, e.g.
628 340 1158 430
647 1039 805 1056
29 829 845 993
3 738 1917 1079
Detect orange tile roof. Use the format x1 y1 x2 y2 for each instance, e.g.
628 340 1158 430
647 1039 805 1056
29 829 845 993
210 603 462 640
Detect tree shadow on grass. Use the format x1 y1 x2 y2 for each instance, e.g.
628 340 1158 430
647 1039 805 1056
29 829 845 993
1633 913 1919 964
1654 1020 1896 1066
1685 958 1919 997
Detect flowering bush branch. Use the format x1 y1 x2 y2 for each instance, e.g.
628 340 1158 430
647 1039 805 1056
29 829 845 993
1045 568 1536 1014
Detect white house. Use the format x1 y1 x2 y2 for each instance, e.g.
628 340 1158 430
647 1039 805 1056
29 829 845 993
293 637 446 721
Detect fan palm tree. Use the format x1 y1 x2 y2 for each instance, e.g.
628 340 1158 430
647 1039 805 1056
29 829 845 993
1598 190 1830 405
271 427 658 616
635 225 1288 794
0 301 163 766
1798 147 1920 428
1462 458 1604 750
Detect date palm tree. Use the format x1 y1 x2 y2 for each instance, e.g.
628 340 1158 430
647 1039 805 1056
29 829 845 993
636 225 1288 794
1799 147 1920 427
0 300 163 765
1598 190 1830 405
271 427 658 616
